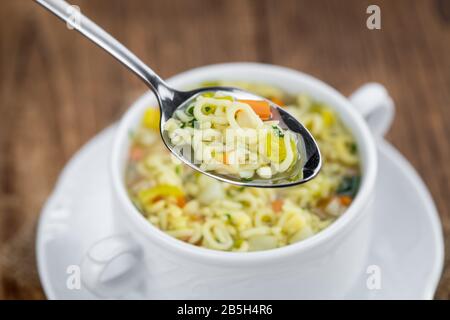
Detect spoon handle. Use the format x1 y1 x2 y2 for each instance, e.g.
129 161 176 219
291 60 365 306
36 0 170 96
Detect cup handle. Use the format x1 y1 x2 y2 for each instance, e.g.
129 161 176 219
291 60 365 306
80 233 143 298
348 83 395 137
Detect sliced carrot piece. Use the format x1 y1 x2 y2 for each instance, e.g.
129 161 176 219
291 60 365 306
223 152 229 165
272 199 284 213
152 195 164 203
339 195 352 206
238 99 272 120
269 97 285 106
130 146 144 161
176 196 187 208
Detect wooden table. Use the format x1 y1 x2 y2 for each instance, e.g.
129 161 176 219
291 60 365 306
0 0 448 299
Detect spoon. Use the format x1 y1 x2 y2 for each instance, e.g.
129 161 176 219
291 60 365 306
36 0 321 187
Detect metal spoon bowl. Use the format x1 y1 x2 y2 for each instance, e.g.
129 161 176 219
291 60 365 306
36 0 321 187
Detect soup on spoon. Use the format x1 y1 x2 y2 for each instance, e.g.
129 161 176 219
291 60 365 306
163 91 302 183
159 87 321 187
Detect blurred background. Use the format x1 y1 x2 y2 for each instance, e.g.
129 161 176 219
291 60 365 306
0 0 449 299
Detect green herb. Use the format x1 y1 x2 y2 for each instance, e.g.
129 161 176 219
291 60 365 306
201 92 215 98
186 104 195 116
175 165 182 176
180 122 186 128
241 177 253 182
272 125 285 137
225 213 232 221
336 176 360 198
350 142 358 154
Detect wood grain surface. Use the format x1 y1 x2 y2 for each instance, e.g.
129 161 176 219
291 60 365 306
0 0 449 299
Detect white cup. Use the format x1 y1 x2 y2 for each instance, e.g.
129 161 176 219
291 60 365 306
81 63 394 299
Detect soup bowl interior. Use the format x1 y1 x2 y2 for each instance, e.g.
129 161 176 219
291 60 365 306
110 62 377 266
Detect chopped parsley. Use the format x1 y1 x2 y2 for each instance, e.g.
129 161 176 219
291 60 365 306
185 104 195 116
272 125 285 137
349 142 358 154
336 176 360 198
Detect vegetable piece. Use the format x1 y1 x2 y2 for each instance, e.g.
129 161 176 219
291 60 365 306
272 199 284 213
138 185 184 204
238 99 271 120
142 108 160 130
272 125 285 137
222 152 229 165
239 170 255 180
325 197 344 217
349 142 358 154
266 133 283 163
266 133 296 164
176 196 187 208
248 235 278 251
215 95 234 101
205 93 233 101
339 195 352 206
185 104 195 116
130 146 144 161
336 176 361 198
256 166 272 179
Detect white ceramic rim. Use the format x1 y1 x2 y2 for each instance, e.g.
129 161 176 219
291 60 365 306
110 62 378 266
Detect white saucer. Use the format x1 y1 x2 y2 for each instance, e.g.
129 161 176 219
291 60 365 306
36 126 444 300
